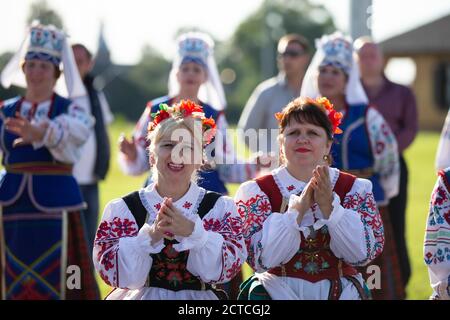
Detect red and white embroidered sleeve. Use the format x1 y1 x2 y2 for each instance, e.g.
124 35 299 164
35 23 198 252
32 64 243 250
93 201 139 288
342 183 384 265
201 200 247 283
234 181 273 271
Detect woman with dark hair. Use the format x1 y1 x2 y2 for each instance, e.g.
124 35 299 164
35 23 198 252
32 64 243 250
301 32 402 300
235 97 384 300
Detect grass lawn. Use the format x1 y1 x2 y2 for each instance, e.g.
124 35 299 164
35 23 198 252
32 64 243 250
94 118 439 299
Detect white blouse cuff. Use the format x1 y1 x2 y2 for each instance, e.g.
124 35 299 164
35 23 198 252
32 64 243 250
30 119 51 149
173 216 209 252
313 193 345 230
287 194 312 232
125 223 165 254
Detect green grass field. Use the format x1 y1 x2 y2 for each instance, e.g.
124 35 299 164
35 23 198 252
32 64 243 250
94 118 439 299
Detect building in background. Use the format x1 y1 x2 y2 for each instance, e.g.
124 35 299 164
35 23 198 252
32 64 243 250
380 14 450 130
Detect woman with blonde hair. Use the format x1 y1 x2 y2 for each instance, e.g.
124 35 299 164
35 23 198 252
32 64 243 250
94 100 246 299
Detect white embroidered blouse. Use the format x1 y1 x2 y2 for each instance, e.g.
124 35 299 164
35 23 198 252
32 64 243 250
93 182 247 300
234 166 385 299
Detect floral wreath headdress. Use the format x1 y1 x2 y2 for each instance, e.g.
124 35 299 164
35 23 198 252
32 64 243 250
275 97 343 135
148 100 217 144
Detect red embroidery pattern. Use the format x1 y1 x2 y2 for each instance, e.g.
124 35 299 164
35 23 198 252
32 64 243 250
287 185 295 192
202 211 245 282
154 203 162 211
183 202 192 209
94 216 139 287
342 191 384 263
236 194 272 241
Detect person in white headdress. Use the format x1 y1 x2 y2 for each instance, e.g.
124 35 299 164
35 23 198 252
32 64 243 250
300 32 402 299
0 23 99 299
117 31 272 298
118 32 273 196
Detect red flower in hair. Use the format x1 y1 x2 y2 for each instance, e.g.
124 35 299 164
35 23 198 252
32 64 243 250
177 99 203 116
149 104 171 131
316 97 343 134
148 100 217 144
274 112 283 121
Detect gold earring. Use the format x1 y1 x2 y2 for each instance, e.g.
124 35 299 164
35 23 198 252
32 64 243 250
323 154 329 162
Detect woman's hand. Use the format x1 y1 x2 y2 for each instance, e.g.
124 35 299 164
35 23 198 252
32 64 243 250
311 165 334 219
4 112 48 147
118 133 137 161
148 220 166 245
157 198 195 238
254 151 277 171
291 180 315 224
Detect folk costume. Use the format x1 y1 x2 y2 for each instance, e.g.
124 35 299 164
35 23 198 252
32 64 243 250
424 168 450 300
0 24 98 299
95 102 246 300
301 33 403 300
235 165 383 300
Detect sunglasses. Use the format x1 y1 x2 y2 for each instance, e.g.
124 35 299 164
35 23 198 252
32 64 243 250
280 50 304 58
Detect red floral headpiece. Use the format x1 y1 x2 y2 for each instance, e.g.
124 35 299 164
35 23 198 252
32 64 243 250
275 97 343 135
148 100 217 144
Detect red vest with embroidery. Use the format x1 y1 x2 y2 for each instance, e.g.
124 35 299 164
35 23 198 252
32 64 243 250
255 171 358 282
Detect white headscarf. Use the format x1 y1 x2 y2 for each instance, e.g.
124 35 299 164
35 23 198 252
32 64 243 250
168 32 226 111
301 31 368 105
1 22 86 99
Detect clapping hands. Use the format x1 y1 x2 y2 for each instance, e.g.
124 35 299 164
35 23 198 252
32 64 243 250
148 198 195 244
290 165 334 224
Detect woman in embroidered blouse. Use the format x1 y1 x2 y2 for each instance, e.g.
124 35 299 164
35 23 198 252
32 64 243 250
424 168 450 300
94 100 246 300
0 24 98 299
235 97 384 300
300 32 402 300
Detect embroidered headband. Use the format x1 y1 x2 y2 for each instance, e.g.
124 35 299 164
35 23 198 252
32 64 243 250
148 100 217 144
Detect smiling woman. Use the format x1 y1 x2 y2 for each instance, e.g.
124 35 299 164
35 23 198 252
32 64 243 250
0 23 99 300
93 100 247 300
235 97 383 300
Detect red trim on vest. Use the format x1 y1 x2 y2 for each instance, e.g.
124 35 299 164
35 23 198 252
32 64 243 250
255 174 282 211
256 170 358 282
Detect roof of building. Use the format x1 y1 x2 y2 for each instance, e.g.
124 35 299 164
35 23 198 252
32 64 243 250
380 14 450 55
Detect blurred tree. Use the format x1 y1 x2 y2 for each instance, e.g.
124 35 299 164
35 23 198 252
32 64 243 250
100 45 171 121
0 52 24 101
217 0 335 123
27 0 64 28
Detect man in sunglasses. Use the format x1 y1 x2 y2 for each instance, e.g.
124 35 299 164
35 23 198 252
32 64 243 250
238 34 310 157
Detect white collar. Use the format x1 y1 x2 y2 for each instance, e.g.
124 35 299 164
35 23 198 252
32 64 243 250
138 182 205 222
271 166 340 198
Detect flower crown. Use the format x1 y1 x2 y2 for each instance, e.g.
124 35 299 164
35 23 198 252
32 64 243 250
148 100 217 144
275 97 343 135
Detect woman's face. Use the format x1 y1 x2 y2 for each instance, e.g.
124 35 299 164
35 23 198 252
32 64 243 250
280 119 332 169
317 64 347 99
176 61 207 93
23 59 57 93
152 128 202 186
